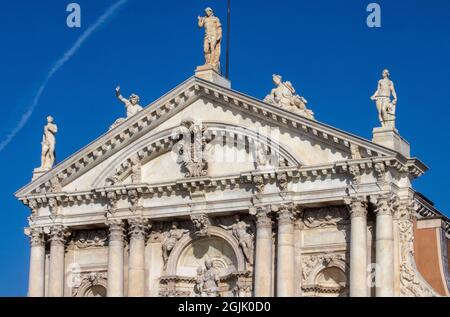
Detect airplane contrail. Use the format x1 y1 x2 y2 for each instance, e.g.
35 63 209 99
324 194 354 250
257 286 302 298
0 0 128 152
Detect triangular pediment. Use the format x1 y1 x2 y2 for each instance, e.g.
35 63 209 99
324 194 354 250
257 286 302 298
16 75 414 198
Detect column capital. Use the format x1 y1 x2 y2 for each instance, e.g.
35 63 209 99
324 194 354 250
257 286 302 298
107 219 126 242
25 227 46 247
128 217 151 241
47 225 71 245
345 196 368 218
372 194 400 216
251 206 272 228
273 203 301 225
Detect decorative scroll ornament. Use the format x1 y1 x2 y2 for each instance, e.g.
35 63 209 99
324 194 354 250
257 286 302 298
398 200 437 297
25 227 45 247
175 120 208 178
191 214 211 237
344 196 368 218
74 230 108 249
250 205 272 228
128 218 150 241
47 226 71 245
303 207 349 229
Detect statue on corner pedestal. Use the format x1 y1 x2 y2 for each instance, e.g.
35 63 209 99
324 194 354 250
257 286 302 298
371 69 398 129
198 7 222 71
40 116 58 171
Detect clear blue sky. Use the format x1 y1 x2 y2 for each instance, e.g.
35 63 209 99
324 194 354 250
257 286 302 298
1 0 449 296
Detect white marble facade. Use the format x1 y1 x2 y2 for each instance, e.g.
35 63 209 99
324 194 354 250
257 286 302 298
16 67 448 298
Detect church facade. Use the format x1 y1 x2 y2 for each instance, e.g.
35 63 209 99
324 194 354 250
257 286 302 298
15 9 450 298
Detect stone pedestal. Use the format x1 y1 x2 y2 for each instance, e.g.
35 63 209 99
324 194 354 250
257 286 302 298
107 220 125 297
32 168 50 181
254 208 273 297
276 205 295 297
26 228 46 297
372 127 410 157
195 65 231 89
128 219 148 297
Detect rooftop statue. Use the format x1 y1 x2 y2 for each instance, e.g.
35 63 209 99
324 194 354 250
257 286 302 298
371 69 398 129
198 8 222 71
110 86 143 130
40 116 58 170
264 74 314 120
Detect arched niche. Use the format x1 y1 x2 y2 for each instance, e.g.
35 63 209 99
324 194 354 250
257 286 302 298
166 226 246 277
302 256 348 297
74 278 108 297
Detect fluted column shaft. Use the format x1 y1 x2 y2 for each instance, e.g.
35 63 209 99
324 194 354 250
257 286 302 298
48 226 70 297
374 195 398 297
348 198 369 297
128 218 149 297
254 207 273 297
27 228 46 297
107 220 125 297
276 205 296 297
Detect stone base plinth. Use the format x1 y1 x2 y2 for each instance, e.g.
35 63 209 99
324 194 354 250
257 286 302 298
372 127 410 158
32 168 50 181
195 65 231 89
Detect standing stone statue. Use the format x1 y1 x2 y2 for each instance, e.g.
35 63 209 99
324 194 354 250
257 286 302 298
371 69 398 129
195 259 220 297
220 215 254 265
198 8 222 71
264 74 314 119
40 116 58 170
110 86 143 130
161 222 189 268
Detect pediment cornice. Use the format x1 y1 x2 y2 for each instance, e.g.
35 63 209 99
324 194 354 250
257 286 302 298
16 76 421 198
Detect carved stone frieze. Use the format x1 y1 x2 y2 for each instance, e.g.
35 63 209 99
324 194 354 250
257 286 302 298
303 206 349 229
74 230 108 249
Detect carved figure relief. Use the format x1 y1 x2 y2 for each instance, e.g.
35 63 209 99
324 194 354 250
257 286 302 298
303 207 349 229
74 230 108 249
220 215 254 265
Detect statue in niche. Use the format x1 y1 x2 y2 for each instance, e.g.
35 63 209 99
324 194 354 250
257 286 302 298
371 69 398 129
194 259 220 297
161 222 189 268
220 215 254 265
110 86 143 130
264 74 314 119
198 7 222 71
40 116 58 170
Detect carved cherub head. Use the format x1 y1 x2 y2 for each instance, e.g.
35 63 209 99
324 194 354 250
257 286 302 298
129 94 140 105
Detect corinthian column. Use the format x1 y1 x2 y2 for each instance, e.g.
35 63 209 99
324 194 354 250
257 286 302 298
253 206 273 297
374 194 399 297
128 218 149 297
48 226 70 297
346 197 369 297
26 227 46 297
107 220 125 297
275 204 297 297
